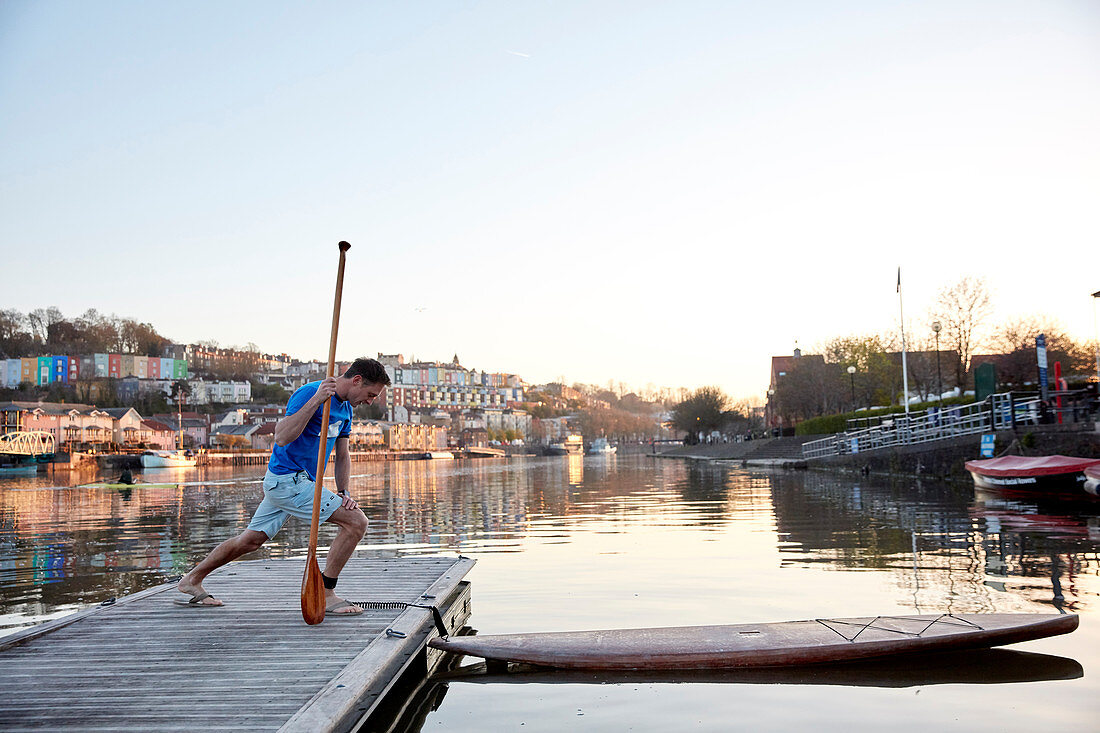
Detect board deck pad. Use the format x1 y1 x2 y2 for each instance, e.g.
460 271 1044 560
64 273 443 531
429 614 1078 670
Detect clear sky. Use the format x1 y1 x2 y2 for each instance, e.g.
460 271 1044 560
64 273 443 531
2 1 1097 400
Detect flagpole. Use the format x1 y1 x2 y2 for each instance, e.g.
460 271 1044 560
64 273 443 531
898 267 910 415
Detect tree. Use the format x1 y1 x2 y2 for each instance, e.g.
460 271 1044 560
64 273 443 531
671 386 730 441
26 307 63 345
74 309 120 353
989 316 1092 385
117 318 169 356
930 276 993 389
821 333 902 407
0 309 33 357
772 357 845 422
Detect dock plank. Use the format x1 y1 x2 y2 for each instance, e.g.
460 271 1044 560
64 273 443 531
0 556 474 732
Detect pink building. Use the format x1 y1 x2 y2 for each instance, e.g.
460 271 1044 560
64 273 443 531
141 419 177 450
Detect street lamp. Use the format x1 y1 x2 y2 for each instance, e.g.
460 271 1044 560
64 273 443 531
847 365 856 408
767 388 776 437
1092 291 1100 391
931 321 942 402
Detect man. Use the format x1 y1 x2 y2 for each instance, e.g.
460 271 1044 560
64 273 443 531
175 357 390 615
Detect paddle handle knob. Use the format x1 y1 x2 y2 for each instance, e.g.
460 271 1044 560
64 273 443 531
338 241 351 252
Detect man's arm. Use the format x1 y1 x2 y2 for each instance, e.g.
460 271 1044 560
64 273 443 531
274 378 337 447
334 437 358 510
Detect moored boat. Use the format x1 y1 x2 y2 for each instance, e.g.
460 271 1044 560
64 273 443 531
422 451 455 460
1085 464 1100 496
142 390 197 468
547 434 584 456
587 437 617 455
964 455 1100 494
140 450 197 468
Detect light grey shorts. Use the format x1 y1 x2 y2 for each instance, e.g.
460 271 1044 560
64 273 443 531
246 470 342 539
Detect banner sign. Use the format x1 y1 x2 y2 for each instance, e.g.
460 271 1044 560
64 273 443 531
980 434 996 458
1036 334 1049 402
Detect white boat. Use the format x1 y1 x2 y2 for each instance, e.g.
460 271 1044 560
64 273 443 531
141 450 197 468
422 451 455 460
1085 464 1100 497
141 390 197 468
547 434 584 456
587 438 617 455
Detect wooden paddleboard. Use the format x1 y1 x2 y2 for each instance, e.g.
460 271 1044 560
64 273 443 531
428 614 1077 670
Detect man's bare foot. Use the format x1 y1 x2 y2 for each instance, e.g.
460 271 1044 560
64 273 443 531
177 577 224 606
324 591 363 616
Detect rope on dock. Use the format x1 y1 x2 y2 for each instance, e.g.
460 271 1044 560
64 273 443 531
353 598 450 638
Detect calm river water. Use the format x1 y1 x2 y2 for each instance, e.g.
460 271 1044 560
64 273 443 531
1 454 1098 731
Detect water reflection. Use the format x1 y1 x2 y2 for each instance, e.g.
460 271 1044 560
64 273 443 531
438 648 1083 688
767 470 1099 613
1 457 1097 635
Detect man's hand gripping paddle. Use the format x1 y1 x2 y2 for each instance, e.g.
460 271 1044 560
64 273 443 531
302 241 351 625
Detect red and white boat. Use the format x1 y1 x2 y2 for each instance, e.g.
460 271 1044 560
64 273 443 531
1085 464 1100 496
964 455 1100 494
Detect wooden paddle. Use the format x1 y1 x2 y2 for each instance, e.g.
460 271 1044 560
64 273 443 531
301 240 351 625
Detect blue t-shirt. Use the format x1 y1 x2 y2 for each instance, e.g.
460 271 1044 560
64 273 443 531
268 381 352 480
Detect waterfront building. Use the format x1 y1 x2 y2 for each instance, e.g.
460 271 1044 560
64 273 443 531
382 354 526 421
148 357 160 379
0 402 117 451
210 423 261 449
244 406 284 424
184 378 250 405
20 358 35 385
256 353 292 371
349 419 385 449
36 357 51 385
108 354 121 379
151 413 209 449
51 356 69 385
209 408 249 431
102 407 145 447
141 419 177 450
4 359 19 387
382 422 447 451
116 377 173 403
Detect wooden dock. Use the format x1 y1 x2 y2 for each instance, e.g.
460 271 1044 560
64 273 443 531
0 556 475 732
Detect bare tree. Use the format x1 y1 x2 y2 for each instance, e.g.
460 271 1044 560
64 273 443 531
26 306 64 345
930 276 993 388
990 315 1092 385
0 309 30 356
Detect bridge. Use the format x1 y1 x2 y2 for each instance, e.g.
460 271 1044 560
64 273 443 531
0 431 57 457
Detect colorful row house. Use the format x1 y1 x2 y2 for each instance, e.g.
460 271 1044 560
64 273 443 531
0 354 188 386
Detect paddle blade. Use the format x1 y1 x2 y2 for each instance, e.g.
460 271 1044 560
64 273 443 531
301 555 326 625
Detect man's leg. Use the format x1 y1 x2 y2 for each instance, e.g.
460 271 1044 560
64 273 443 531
176 529 269 606
321 505 368 613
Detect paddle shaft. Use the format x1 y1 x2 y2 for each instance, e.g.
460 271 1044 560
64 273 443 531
302 241 351 624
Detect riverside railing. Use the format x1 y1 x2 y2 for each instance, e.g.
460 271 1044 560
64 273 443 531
801 393 1043 459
